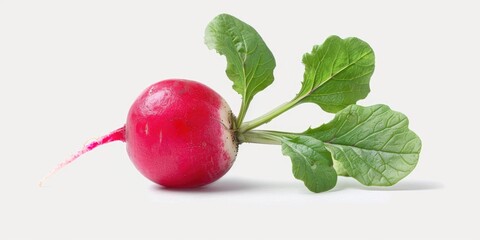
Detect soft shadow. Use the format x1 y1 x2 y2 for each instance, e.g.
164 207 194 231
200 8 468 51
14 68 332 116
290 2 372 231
151 178 283 193
334 179 444 192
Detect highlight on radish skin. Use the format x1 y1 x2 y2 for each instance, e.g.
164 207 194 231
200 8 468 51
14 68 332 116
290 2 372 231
40 79 238 188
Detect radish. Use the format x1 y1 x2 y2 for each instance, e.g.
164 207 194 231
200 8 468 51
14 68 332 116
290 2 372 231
40 79 237 188
40 14 421 193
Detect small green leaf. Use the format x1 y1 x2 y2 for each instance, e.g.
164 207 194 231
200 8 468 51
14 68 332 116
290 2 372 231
297 36 374 113
205 14 276 125
305 104 421 186
281 135 337 193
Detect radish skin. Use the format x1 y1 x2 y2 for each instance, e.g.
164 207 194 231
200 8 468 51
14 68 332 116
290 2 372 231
126 79 237 187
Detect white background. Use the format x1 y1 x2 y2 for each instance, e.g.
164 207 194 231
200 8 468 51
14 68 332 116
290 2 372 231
1 0 479 239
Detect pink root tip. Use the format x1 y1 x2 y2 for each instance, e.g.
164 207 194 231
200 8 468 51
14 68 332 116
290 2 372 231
38 126 125 187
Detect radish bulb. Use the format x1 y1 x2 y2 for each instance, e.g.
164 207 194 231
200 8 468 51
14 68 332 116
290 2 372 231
126 79 237 187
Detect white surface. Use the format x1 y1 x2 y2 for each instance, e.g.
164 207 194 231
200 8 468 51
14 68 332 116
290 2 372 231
1 1 479 239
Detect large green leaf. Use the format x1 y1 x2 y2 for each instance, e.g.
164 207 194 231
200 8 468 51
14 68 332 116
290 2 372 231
297 36 374 113
205 14 276 125
305 104 421 186
281 135 337 193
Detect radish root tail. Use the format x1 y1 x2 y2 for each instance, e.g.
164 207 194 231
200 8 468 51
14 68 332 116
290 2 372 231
38 126 126 187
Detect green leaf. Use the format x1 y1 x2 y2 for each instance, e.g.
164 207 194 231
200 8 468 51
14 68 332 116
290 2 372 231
205 14 276 125
297 36 374 113
281 135 337 193
305 104 421 186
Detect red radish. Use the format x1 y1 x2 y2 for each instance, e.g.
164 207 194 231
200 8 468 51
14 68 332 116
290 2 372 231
40 79 238 188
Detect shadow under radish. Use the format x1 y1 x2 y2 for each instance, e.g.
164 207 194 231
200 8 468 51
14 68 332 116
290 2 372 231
333 178 444 192
151 177 299 193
